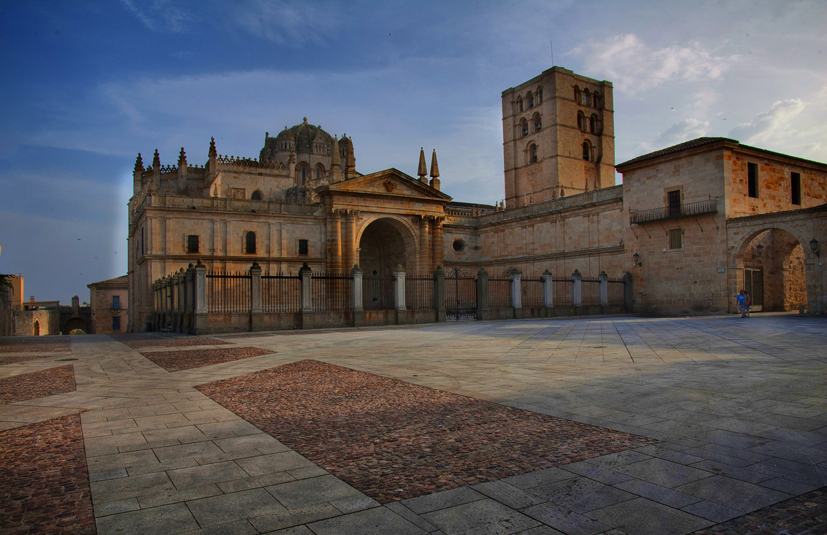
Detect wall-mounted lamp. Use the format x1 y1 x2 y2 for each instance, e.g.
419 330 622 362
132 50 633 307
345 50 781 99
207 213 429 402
633 252 642 267
755 244 764 258
810 238 820 258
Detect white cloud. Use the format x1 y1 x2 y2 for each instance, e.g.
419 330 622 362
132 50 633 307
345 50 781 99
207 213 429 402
728 99 805 145
230 0 341 46
120 0 192 32
569 34 737 93
654 118 710 148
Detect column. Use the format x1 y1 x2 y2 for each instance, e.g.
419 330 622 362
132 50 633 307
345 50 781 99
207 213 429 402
599 271 609 307
510 268 522 319
299 263 313 313
419 216 430 274
572 269 582 308
185 264 195 334
393 264 406 311
351 264 365 327
431 216 444 271
345 210 358 271
327 209 343 273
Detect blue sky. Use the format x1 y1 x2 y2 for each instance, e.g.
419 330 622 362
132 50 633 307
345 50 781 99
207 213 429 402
1 0 825 303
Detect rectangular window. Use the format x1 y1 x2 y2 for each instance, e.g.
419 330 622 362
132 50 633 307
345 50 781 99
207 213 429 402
112 316 121 331
298 239 309 255
667 190 681 217
112 295 120 310
187 235 200 253
669 229 683 250
791 172 801 205
748 163 759 198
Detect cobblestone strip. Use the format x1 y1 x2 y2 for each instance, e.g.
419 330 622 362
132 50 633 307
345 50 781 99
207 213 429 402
690 486 827 535
0 338 71 353
137 346 273 372
0 364 77 405
196 359 657 504
0 414 95 534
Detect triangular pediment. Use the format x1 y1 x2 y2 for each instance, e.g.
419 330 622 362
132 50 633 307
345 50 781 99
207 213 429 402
319 168 452 201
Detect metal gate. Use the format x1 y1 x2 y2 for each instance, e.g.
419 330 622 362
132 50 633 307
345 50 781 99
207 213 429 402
445 268 477 320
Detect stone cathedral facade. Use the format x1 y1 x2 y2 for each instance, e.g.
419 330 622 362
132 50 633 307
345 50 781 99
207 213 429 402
128 67 827 331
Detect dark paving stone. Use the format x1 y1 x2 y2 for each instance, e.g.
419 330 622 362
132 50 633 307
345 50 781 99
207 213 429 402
587 497 711 535
307 506 427 535
528 477 636 513
675 476 790 513
617 458 712 488
423 498 540 535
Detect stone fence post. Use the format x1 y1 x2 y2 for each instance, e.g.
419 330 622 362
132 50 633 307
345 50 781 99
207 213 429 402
477 267 489 321
510 268 522 319
250 262 262 331
541 269 553 315
185 264 195 334
434 266 446 322
599 271 608 308
299 262 313 321
194 260 208 334
351 264 365 327
572 269 582 308
393 264 406 311
175 268 185 333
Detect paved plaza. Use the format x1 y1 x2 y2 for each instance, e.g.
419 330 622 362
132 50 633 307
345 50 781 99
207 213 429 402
2 313 827 534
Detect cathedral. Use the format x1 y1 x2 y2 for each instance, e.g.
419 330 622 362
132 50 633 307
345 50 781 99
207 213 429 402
128 67 827 332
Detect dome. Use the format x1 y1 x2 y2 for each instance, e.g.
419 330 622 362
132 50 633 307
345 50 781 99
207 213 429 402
275 117 333 154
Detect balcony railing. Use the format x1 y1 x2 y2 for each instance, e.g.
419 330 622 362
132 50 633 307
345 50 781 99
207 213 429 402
630 199 718 224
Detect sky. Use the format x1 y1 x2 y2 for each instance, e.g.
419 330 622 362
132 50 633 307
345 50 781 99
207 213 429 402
1 0 825 304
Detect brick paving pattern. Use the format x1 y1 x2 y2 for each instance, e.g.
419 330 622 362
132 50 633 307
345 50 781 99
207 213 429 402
0 414 95 535
138 346 273 372
0 338 71 353
690 486 827 535
0 365 76 405
118 335 231 349
196 359 657 504
0 355 52 366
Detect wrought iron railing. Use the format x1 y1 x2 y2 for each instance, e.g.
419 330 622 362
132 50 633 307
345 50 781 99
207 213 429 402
630 198 717 224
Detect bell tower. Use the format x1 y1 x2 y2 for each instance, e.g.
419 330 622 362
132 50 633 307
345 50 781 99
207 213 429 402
502 67 615 208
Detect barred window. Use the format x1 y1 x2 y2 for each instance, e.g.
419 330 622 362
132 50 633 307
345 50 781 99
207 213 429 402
245 232 257 254
669 229 682 250
299 239 309 255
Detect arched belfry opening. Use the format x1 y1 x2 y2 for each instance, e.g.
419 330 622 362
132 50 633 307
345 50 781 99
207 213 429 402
737 228 807 312
358 218 415 277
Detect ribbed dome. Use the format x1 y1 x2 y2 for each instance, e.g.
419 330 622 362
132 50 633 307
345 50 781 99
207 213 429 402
275 118 332 154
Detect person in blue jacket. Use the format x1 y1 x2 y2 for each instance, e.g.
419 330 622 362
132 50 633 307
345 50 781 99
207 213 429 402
737 290 748 318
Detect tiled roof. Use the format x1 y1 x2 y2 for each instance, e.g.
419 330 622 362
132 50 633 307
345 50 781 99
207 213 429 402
87 275 128 287
616 137 737 168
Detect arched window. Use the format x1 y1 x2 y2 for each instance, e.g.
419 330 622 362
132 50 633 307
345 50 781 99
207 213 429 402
33 320 40 336
300 166 307 184
526 92 534 108
577 111 586 132
536 87 543 104
516 97 523 113
316 164 325 179
245 231 257 254
574 86 581 103
533 113 542 132
251 190 262 201
520 118 528 137
582 141 591 161
583 89 590 106
589 115 596 134
529 143 538 164
593 92 600 109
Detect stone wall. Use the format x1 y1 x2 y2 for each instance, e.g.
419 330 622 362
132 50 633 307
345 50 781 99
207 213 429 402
13 310 60 336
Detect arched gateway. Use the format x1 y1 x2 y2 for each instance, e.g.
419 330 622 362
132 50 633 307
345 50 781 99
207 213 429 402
358 218 417 276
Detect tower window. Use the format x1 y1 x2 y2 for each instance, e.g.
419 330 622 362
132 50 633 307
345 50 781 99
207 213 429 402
582 141 591 161
748 162 759 198
298 239 309 255
593 92 600 109
530 144 538 164
516 97 523 112
245 232 257 254
589 115 596 134
574 86 581 103
583 89 590 106
791 172 801 205
301 166 307 184
520 118 528 137
536 87 543 104
526 92 534 108
187 235 199 253
251 190 262 200
533 113 542 132
577 111 586 132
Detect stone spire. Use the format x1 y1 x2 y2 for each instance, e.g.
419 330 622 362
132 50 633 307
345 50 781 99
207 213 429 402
345 136 356 179
152 149 161 169
133 153 144 195
208 137 217 180
177 147 187 192
331 135 342 183
429 149 440 191
134 153 144 173
417 147 427 183
152 149 161 193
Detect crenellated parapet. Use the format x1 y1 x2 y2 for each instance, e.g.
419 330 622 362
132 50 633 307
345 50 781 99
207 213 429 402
215 155 287 171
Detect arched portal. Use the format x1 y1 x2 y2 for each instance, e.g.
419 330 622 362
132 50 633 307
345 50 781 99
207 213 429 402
63 317 88 335
358 218 415 277
735 228 806 312
33 320 40 336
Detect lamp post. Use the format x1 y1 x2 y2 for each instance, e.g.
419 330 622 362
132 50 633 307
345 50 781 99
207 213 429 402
810 238 819 258
633 252 641 267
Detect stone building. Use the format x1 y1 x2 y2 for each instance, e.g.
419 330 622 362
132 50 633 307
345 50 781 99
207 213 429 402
88 276 128 334
128 66 827 331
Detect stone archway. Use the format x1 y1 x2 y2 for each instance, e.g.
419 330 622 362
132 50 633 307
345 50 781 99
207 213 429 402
358 218 416 277
63 317 88 335
33 320 40 336
730 227 807 313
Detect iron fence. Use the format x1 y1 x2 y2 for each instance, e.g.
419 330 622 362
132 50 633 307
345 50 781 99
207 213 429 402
521 278 544 308
207 272 251 313
488 278 512 309
262 272 300 313
363 276 394 310
444 268 477 320
553 279 573 306
581 279 601 306
312 273 352 312
406 274 434 310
